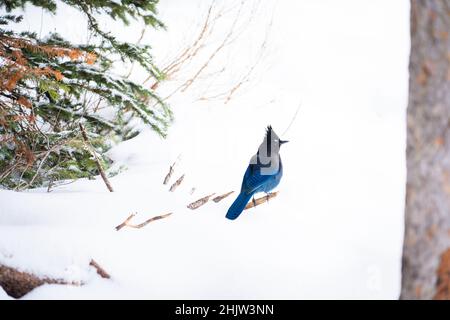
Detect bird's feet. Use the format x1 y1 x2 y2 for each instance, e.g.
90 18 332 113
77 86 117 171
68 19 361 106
265 193 270 202
252 196 257 206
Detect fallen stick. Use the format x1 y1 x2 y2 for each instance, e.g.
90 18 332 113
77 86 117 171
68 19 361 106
115 213 137 231
79 123 114 192
127 212 173 229
187 193 215 210
115 212 173 231
89 259 110 279
169 174 185 192
213 191 234 203
244 192 278 210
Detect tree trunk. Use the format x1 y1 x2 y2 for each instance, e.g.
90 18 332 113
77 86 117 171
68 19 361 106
401 0 450 299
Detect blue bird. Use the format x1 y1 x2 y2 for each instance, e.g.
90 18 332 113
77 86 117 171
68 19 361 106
226 126 288 220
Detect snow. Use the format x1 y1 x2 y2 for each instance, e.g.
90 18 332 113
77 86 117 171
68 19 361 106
0 287 12 300
0 0 409 299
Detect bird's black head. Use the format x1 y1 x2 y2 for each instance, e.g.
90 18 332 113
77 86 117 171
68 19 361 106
265 125 289 150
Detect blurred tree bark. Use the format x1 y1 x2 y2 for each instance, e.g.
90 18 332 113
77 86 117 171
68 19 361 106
401 0 450 299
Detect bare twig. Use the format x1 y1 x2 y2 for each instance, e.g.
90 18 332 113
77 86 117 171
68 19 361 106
281 101 302 137
244 191 278 210
145 4 215 89
46 179 54 193
16 136 67 190
163 161 176 185
169 174 185 192
125 27 146 79
126 212 173 229
179 4 242 94
0 163 17 181
141 0 274 110
187 193 216 210
89 259 110 279
115 213 137 231
213 191 234 203
115 212 173 231
163 6 213 77
22 147 52 189
199 3 274 103
79 123 114 192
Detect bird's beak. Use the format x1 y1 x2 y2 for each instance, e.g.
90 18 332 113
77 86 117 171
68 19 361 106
280 140 289 145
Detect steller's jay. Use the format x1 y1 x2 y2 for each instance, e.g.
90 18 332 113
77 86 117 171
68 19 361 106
226 125 288 220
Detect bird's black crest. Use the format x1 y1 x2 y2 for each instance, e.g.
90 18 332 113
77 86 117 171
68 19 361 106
265 125 273 139
265 125 272 156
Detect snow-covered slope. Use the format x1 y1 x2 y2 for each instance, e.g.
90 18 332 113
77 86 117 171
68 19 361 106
0 0 409 299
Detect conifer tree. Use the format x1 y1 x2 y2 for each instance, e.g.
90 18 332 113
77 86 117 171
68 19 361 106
0 0 171 189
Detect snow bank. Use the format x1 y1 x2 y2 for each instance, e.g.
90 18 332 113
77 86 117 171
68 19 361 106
0 0 409 299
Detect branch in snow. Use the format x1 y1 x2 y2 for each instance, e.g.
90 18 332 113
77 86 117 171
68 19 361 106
213 191 234 203
163 161 176 185
0 263 82 299
115 213 137 231
115 212 173 231
187 193 216 210
0 264 70 298
89 259 110 279
169 174 184 192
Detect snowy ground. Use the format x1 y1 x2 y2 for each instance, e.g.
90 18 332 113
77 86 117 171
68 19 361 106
0 0 410 299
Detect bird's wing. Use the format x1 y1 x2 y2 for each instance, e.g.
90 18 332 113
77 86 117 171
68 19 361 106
241 163 274 195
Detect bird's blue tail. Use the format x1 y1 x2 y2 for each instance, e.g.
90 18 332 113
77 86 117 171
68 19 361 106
226 192 254 220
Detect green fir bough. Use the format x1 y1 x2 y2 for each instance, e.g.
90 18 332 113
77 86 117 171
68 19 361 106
0 0 171 189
